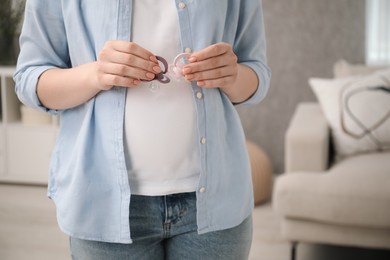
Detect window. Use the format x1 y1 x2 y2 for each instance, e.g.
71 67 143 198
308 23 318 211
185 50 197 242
366 0 390 65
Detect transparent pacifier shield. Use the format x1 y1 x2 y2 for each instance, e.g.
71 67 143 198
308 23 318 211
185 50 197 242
148 81 160 92
169 53 190 80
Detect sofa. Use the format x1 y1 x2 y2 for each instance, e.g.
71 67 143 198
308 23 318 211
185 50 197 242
273 60 390 259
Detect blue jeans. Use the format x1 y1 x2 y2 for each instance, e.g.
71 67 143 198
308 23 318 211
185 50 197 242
69 192 252 260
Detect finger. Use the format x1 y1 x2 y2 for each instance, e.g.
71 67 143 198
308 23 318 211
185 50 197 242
100 62 156 81
106 40 157 62
188 42 231 62
183 55 227 74
99 73 140 89
197 76 234 88
184 49 237 75
184 66 236 82
103 51 162 74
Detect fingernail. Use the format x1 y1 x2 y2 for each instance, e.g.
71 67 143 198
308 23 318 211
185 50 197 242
146 72 155 79
153 66 162 73
133 79 141 85
188 57 197 63
150 56 158 63
182 67 191 74
197 81 205 87
185 74 194 80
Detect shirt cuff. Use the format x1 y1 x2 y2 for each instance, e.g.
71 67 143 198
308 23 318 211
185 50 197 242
14 65 60 115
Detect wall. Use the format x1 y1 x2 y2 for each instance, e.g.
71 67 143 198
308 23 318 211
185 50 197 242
238 0 366 173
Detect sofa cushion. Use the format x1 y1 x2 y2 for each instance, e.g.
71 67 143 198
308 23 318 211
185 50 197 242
274 152 390 228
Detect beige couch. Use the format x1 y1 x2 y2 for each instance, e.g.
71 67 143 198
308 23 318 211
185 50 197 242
273 102 390 260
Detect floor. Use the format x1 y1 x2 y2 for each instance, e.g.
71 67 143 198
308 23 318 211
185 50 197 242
1 184 389 260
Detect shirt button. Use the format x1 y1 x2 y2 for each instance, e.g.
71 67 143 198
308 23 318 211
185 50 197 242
178 2 186 9
196 91 203 99
185 47 192 53
200 137 207 145
199 187 206 193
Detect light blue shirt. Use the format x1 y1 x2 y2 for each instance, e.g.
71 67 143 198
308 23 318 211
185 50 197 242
14 0 271 243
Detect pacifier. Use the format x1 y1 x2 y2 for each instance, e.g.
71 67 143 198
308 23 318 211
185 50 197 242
169 53 191 80
144 55 170 92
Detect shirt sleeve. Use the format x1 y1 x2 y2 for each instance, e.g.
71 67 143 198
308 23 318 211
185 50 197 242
13 0 70 115
233 0 271 106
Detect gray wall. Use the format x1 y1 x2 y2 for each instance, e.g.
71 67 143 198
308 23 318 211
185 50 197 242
238 0 366 173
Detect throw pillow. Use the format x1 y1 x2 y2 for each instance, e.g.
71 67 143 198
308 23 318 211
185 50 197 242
310 68 390 159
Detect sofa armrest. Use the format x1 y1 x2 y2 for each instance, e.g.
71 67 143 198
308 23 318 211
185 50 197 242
285 102 330 172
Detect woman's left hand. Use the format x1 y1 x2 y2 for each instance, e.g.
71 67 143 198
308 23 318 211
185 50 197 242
182 42 238 91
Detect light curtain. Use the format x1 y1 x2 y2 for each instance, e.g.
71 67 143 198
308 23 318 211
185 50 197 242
366 0 390 65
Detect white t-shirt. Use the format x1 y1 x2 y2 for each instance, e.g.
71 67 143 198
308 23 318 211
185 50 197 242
124 0 200 196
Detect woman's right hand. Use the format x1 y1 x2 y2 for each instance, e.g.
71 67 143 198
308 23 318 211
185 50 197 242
96 41 162 90
37 41 161 110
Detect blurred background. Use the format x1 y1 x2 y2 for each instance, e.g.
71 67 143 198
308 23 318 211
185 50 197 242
0 0 389 259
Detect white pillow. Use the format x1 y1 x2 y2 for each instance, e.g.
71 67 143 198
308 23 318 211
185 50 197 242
310 68 390 159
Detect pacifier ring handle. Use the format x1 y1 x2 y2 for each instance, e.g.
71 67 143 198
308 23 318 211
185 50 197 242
156 56 169 74
169 53 191 78
142 55 170 84
173 53 191 67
